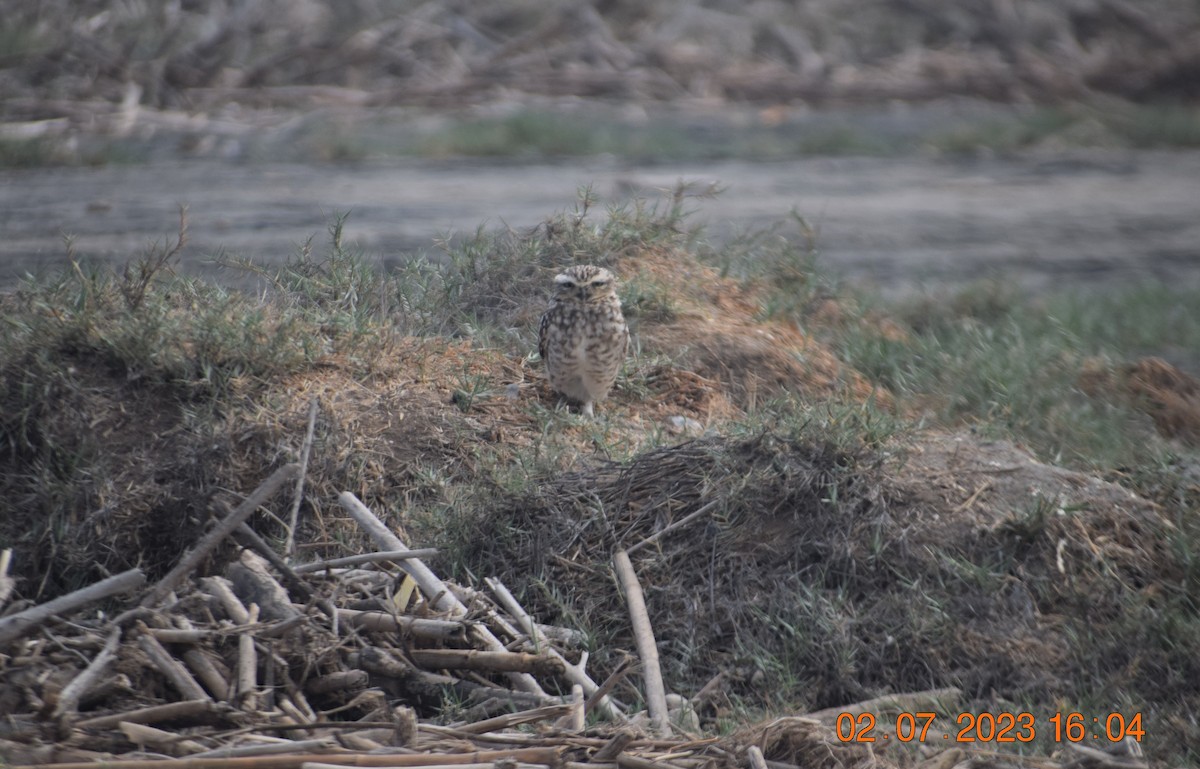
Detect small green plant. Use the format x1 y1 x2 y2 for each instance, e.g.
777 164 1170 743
620 275 678 325
451 371 490 413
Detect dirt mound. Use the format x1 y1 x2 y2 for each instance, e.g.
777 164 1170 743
469 424 1179 728
620 244 890 412
1081 356 1200 447
1 201 1192 763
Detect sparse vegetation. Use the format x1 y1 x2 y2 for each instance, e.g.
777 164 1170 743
4 0 1200 168
2 189 1198 766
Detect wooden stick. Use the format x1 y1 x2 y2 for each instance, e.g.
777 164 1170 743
592 731 636 762
76 699 218 730
585 657 634 718
293 549 440 574
137 632 211 702
613 550 669 737
119 721 206 756
305 670 368 695
563 684 586 732
51 627 121 719
188 738 336 759
151 628 213 643
409 648 563 675
453 703 573 734
625 499 720 556
617 755 682 769
11 747 567 769
303 764 552 769
746 746 769 769
0 548 14 608
336 493 456 614
141 464 299 608
337 492 546 698
1064 741 1148 768
181 648 232 701
486 577 624 722
0 568 145 647
392 704 417 748
335 609 466 643
286 397 320 559
237 604 260 710
201 576 251 624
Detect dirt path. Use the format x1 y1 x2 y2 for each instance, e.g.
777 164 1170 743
2 150 1198 296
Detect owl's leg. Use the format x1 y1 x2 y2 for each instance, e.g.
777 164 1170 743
581 401 595 419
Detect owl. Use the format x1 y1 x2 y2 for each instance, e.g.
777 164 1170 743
537 265 630 418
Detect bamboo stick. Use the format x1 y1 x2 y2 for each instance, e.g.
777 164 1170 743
293 550 440 574
181 648 232 701
746 746 769 769
237 604 260 710
337 492 546 698
563 684 585 732
617 755 683 769
337 493 458 614
0 548 14 608
137 632 211 703
408 648 562 675
152 628 213 643
0 568 145 647
201 577 252 624
335 609 466 643
485 578 622 721
613 550 669 737
592 731 636 761
302 763 552 769
118 721 206 756
452 703 573 735
286 397 320 558
51 627 121 720
625 499 720 556
76 699 218 730
190 738 337 759
13 745 565 769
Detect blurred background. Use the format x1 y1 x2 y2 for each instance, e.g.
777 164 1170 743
2 0 1199 295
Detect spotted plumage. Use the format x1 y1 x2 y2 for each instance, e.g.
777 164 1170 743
537 265 629 418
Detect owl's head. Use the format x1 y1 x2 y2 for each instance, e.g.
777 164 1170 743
553 264 619 305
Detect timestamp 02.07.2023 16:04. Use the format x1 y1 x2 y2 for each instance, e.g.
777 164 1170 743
835 711 1145 745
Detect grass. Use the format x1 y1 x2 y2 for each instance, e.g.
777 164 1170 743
216 101 1200 163
925 102 1200 155
7 100 1200 170
829 279 1200 469
1 190 1198 764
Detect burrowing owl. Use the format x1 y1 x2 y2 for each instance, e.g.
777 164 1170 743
538 265 629 418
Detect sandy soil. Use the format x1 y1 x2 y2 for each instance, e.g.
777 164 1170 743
2 149 1198 297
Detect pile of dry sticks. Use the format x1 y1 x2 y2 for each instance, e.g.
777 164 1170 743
0 463 1136 769
0 464 794 769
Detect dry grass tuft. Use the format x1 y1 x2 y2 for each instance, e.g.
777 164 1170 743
1080 356 1200 447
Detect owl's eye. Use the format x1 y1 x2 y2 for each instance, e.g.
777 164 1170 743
592 280 609 287
560 280 576 288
